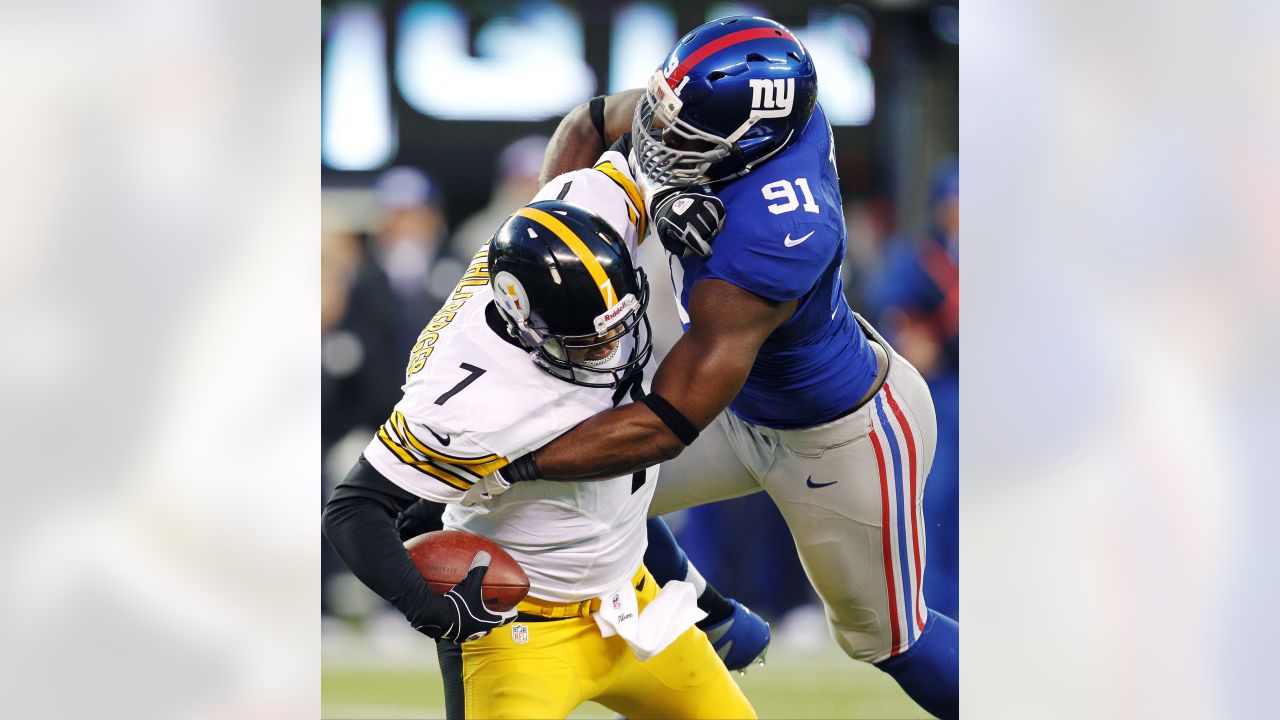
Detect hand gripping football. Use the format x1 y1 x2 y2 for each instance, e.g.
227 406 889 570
404 530 530 612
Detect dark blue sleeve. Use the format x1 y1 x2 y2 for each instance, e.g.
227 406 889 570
704 215 833 302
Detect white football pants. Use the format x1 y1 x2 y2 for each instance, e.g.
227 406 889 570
651 315 938 662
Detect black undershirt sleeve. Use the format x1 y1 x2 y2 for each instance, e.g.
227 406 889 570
321 456 447 628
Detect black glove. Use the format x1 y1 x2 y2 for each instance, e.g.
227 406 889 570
410 551 518 643
651 186 726 258
395 498 445 542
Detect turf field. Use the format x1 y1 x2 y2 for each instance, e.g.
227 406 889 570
322 616 928 720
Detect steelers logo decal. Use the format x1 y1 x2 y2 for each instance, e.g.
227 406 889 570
493 271 531 321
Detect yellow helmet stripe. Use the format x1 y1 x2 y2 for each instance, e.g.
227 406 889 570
515 206 618 307
593 161 648 241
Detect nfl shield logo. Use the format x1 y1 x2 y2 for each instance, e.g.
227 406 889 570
611 593 622 610
511 624 528 645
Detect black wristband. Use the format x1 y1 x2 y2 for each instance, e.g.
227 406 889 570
641 392 700 446
501 453 542 484
588 95 608 148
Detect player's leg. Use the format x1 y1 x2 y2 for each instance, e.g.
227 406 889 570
866 355 957 720
644 516 771 671
644 413 771 669
458 619 598 719
875 610 959 720
597 627 755 719
647 410 765 515
593 569 756 720
436 641 465 720
755 357 956 719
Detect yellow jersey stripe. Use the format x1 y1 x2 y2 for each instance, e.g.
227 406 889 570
514 206 618 307
376 426 473 491
390 411 500 465
391 411 499 466
384 420 486 486
412 460 474 491
593 161 648 241
385 413 511 477
386 417 479 481
460 455 512 476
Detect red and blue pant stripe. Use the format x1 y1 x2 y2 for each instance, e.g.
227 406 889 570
870 383 928 656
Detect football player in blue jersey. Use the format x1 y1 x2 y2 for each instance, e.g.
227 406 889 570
473 16 961 718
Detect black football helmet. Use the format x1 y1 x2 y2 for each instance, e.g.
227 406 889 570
488 200 652 388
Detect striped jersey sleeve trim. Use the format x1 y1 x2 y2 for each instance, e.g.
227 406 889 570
376 426 475 491
390 411 512 476
375 413 511 492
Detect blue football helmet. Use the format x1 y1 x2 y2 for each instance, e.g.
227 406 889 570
633 16 818 188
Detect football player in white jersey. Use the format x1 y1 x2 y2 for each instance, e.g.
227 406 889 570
322 150 754 719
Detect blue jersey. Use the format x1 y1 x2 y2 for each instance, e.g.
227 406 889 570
666 104 878 429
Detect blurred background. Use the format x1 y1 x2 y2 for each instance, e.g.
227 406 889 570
321 1 956 716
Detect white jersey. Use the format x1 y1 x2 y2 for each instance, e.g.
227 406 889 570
363 149 655 603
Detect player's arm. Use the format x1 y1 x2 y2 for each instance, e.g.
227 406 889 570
530 279 795 480
321 457 514 641
539 89 643 186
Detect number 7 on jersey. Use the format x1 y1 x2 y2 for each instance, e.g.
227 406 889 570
434 363 486 406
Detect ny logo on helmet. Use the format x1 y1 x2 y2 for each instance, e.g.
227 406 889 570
748 78 795 119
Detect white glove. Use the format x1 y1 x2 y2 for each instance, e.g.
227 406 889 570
460 470 513 507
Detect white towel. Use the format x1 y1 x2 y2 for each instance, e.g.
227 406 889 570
593 578 707 661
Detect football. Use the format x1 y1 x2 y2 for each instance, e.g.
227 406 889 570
404 530 530 612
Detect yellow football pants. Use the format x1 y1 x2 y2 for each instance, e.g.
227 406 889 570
458 566 755 719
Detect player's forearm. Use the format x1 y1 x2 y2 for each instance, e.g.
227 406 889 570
321 461 445 622
533 402 683 481
539 90 643 186
539 102 604 187
532 302 765 481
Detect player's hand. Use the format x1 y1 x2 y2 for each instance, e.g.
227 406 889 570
459 455 540 507
651 186 725 258
459 470 513 507
395 498 444 542
411 552 518 643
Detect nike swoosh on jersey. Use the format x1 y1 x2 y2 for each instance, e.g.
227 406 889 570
783 230 816 247
427 427 451 446
805 476 837 489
